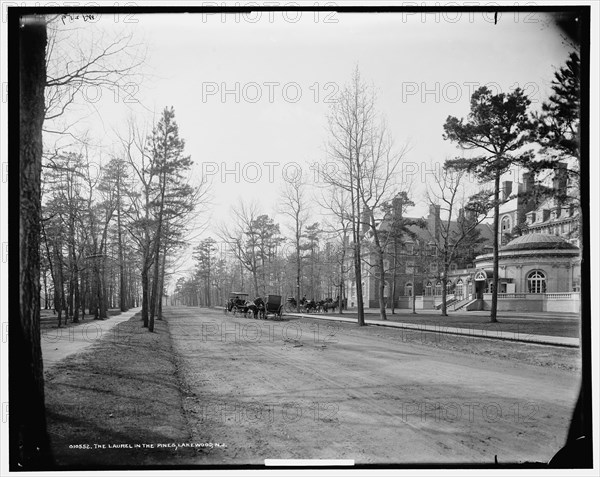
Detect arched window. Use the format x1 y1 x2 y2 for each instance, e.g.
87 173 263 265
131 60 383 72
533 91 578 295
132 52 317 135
501 215 511 233
527 270 547 293
425 281 432 296
455 279 464 298
404 282 413 297
435 281 442 296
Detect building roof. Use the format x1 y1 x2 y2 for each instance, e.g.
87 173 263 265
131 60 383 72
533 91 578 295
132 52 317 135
501 233 579 252
375 211 494 246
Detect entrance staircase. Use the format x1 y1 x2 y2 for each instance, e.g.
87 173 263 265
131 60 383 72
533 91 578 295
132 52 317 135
450 296 478 311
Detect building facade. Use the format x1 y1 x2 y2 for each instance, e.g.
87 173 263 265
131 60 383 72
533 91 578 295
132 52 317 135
345 168 581 313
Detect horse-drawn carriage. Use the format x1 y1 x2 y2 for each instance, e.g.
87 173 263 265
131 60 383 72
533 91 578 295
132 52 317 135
297 297 338 313
225 292 249 315
262 294 283 320
224 292 283 320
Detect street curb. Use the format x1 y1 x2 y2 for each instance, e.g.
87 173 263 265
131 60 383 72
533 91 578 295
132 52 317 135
284 312 580 348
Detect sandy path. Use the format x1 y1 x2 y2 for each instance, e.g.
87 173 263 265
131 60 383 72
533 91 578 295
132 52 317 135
166 307 580 466
41 308 141 369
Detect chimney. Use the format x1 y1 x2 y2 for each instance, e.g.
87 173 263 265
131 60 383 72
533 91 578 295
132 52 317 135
362 206 371 233
428 204 441 240
522 172 535 193
553 162 568 205
502 181 513 201
517 171 537 226
392 194 403 220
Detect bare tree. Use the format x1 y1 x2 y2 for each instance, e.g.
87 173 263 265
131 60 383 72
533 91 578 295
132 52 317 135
426 167 491 316
279 176 310 311
321 68 377 326
44 19 146 135
322 67 408 323
360 126 410 320
320 187 353 313
119 118 156 328
219 200 262 297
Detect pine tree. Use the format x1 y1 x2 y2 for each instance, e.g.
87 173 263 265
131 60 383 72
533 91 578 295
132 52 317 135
444 86 532 323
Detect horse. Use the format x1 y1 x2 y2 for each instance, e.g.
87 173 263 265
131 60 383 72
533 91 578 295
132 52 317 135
246 297 266 319
322 299 338 313
301 298 318 313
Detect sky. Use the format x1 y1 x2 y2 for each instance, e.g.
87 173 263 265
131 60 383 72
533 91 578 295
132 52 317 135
33 6 583 280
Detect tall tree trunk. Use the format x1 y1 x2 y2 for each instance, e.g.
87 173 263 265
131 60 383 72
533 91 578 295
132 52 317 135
141 264 149 327
67 272 74 320
252 264 259 298
296 231 301 313
441 274 448 317
157 247 167 319
353 221 365 325
52 244 64 326
370 213 387 321
72 260 80 322
79 268 86 319
441 249 449 317
391 240 398 315
12 16 53 469
338 240 345 314
150 247 160 329
117 203 127 311
490 172 500 323
353 201 365 326
95 259 107 319
42 269 48 309
412 261 417 314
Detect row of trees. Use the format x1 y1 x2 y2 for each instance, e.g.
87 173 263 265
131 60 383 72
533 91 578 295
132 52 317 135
171 52 580 325
172 203 347 308
41 107 205 332
15 16 153 468
443 52 580 322
310 53 580 325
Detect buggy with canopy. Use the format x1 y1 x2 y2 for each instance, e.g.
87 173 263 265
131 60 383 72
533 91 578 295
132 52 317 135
225 292 249 314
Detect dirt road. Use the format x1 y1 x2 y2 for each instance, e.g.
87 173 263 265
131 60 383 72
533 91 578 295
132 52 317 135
166 307 580 466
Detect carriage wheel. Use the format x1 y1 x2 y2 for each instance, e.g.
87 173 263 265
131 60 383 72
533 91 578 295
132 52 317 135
277 305 283 320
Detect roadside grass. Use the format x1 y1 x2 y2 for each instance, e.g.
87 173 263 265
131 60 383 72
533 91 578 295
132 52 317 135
289 315 581 371
44 313 200 469
294 310 580 338
41 308 124 332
